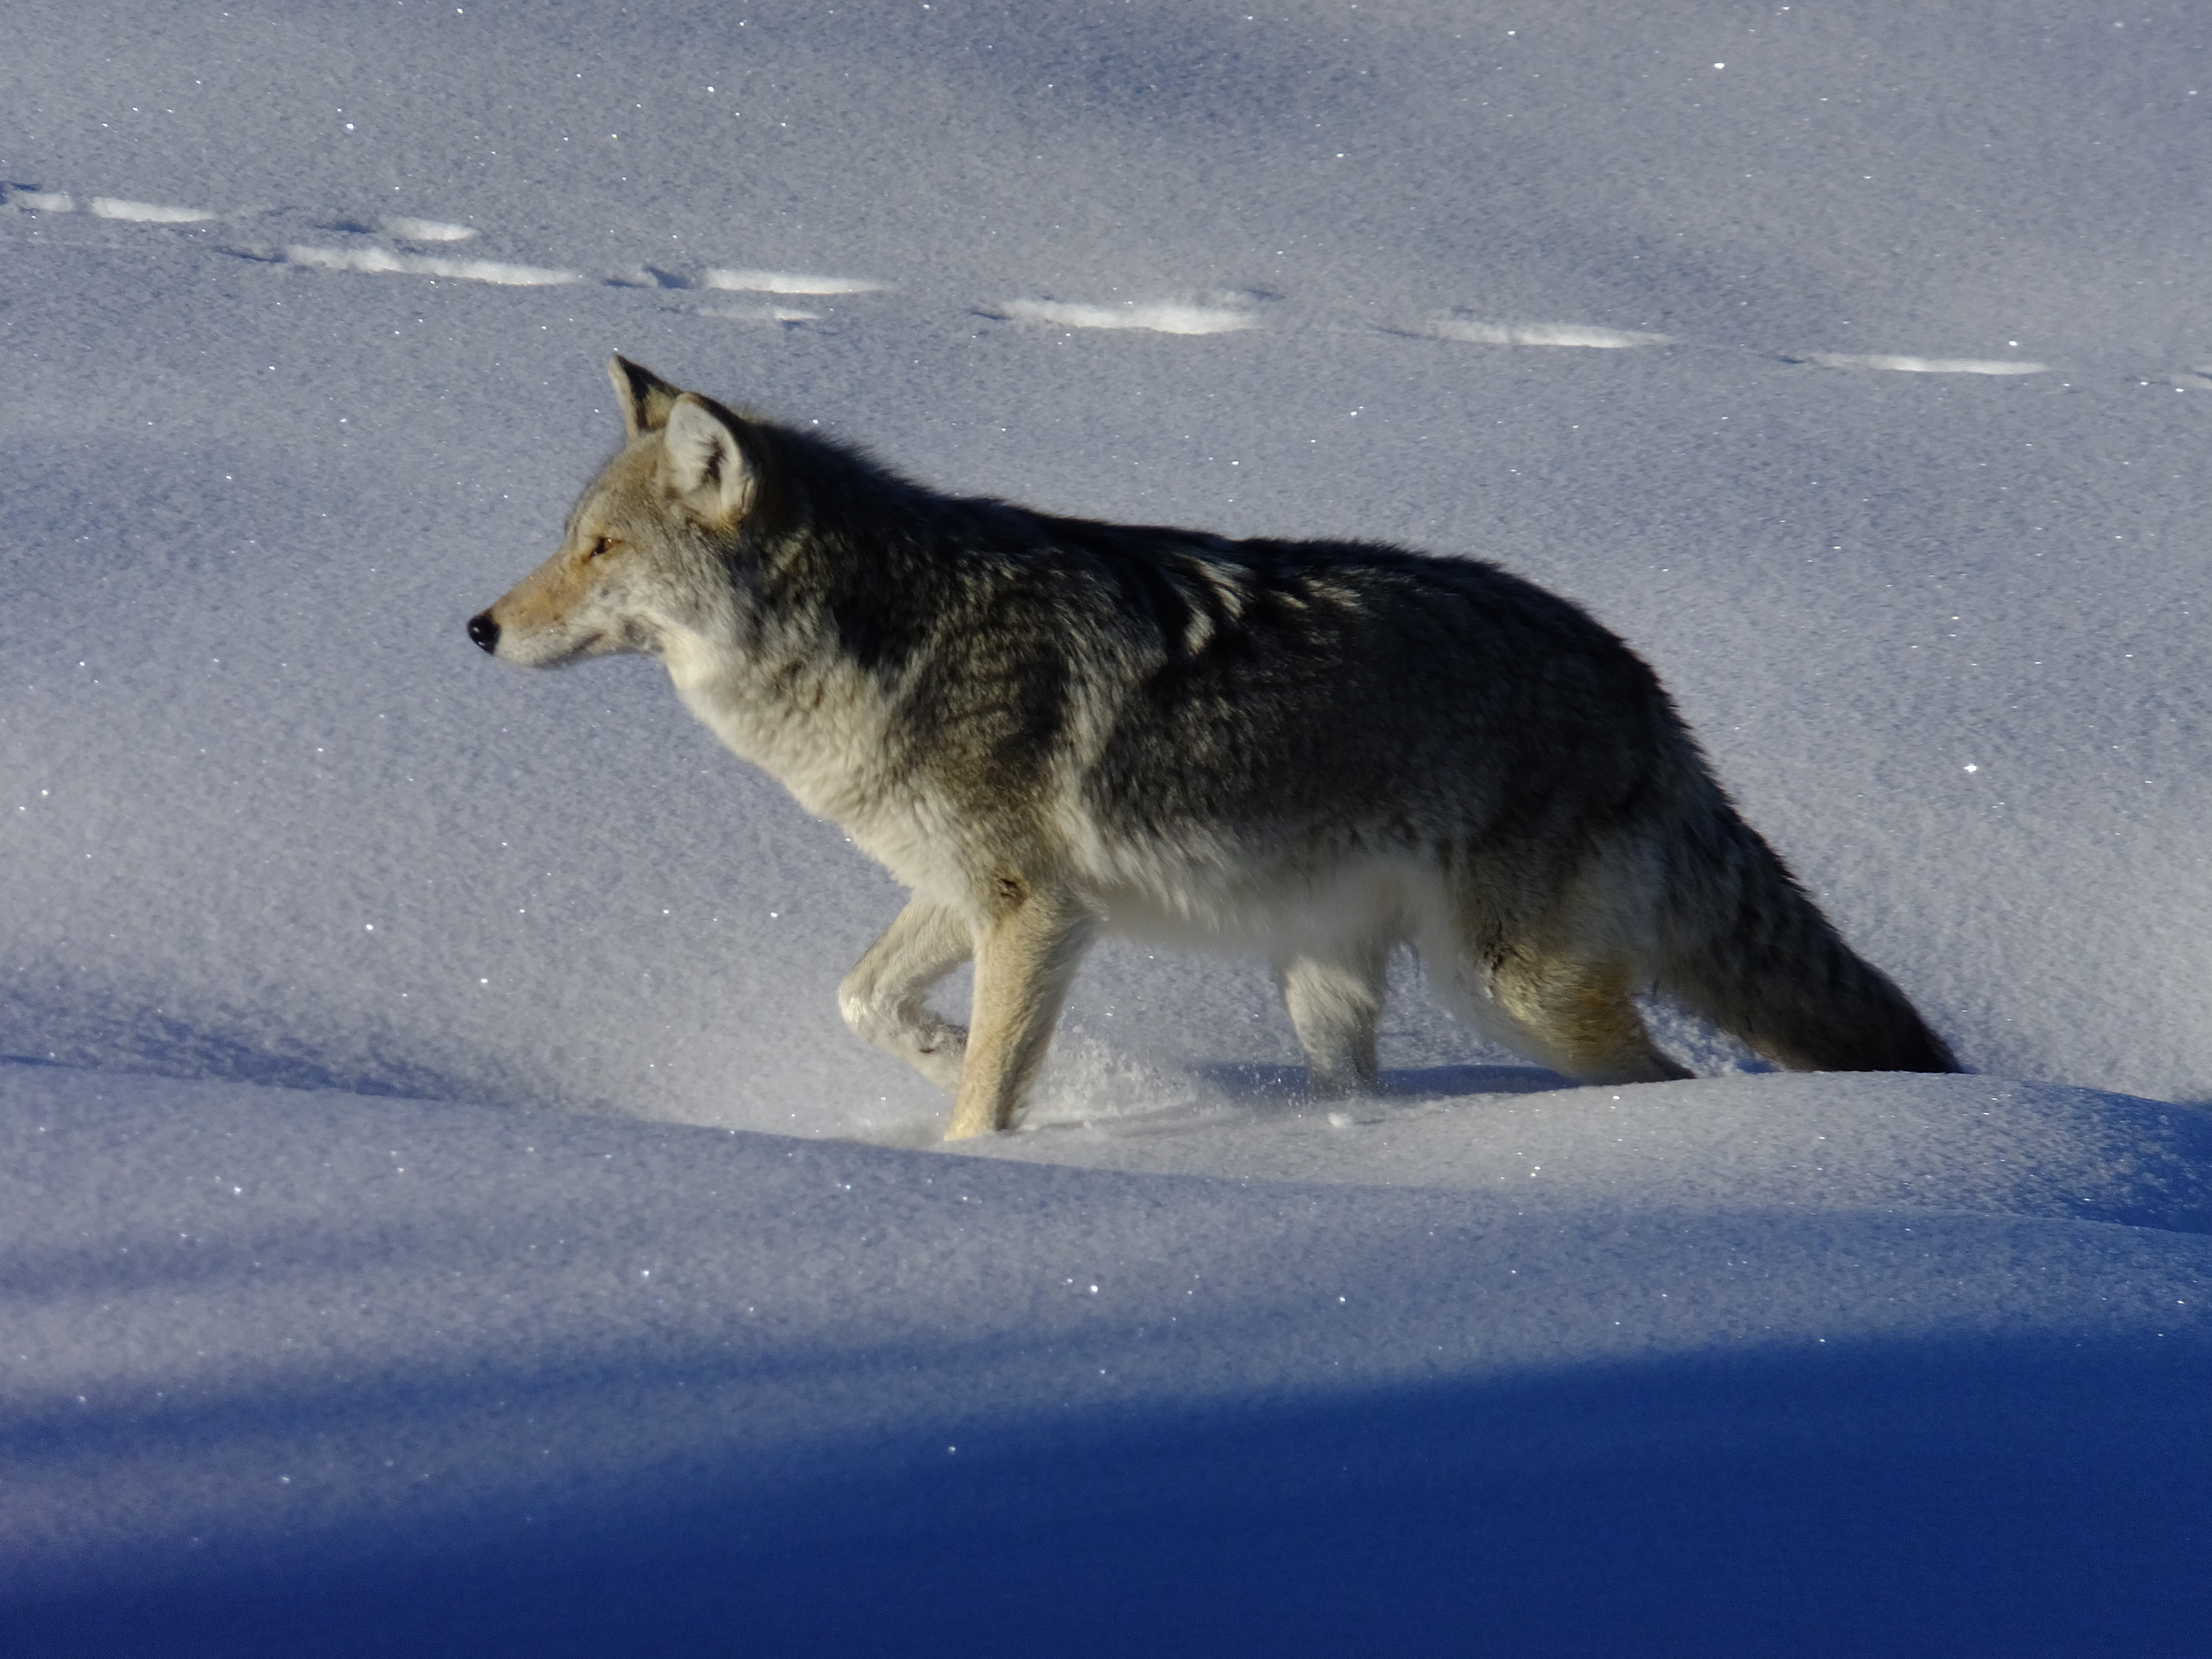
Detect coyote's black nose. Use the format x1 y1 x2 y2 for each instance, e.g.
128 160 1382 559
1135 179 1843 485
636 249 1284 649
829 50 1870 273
467 611 501 654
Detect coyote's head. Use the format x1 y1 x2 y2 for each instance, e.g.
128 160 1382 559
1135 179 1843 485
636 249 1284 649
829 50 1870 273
467 356 764 668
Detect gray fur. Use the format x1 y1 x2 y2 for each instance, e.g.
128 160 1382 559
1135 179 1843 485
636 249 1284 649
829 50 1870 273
469 357 1956 1138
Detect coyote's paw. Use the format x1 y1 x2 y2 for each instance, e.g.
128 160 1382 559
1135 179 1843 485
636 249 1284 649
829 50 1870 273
909 1021 968 1092
841 988 967 1092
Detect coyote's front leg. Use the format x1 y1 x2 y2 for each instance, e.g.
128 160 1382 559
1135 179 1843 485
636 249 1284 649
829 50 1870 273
839 897 974 1091
947 879 1098 1140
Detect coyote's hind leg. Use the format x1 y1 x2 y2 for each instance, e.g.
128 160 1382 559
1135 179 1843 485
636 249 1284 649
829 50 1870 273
839 897 974 1091
1490 951 1692 1086
1275 936 1391 1096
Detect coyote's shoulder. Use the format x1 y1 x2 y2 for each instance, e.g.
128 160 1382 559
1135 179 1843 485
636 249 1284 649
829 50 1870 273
470 356 1956 1139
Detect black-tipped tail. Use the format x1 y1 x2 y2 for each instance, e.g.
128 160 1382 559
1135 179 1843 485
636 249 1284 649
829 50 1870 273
1661 813 1958 1074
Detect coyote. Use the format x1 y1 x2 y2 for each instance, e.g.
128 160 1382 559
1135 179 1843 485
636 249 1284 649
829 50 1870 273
469 357 1955 1138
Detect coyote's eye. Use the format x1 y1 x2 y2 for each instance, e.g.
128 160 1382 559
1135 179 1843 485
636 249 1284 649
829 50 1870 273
585 535 612 559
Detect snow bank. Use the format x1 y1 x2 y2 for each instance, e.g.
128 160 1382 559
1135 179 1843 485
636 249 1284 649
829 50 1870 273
2 1062 2206 1654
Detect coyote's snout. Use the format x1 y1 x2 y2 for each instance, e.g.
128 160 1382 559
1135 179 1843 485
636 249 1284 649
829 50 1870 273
471 355 1957 1138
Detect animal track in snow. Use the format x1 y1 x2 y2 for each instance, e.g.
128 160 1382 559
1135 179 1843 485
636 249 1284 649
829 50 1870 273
4 178 2197 388
603 265 888 305
2 186 75 212
987 296 1265 335
695 303 825 326
1790 350 2049 376
1 185 215 222
1414 308 2054 377
381 216 476 243
282 244 581 287
699 268 889 295
1417 313 1674 349
89 197 217 224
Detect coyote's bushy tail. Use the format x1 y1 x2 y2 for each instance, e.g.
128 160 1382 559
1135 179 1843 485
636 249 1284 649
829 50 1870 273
1656 802 1958 1074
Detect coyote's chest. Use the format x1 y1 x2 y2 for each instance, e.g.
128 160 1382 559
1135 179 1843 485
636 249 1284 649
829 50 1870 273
664 635 981 898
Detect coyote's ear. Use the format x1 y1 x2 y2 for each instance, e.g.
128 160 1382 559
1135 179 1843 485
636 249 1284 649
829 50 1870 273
660 393 757 522
608 354 684 438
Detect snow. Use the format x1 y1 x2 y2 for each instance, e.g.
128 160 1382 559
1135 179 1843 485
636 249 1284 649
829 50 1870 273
2 1 2208 1651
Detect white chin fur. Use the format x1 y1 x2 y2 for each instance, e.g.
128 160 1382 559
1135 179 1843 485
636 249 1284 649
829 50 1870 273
498 630 602 668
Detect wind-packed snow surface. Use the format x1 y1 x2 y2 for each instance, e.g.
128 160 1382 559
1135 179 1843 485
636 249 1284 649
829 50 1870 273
2 3 2208 1653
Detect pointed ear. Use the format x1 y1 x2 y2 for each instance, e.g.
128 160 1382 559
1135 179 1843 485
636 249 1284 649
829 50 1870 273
608 354 684 438
659 393 758 522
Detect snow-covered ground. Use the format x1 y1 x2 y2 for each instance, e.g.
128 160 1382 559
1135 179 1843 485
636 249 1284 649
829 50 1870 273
3 3 2207 1652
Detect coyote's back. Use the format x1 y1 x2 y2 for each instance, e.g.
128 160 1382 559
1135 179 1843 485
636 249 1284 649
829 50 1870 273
469 357 1956 1138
